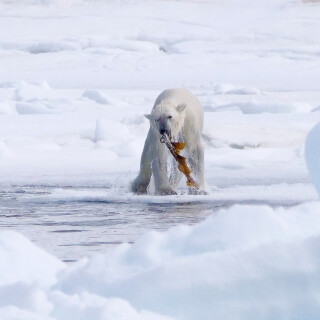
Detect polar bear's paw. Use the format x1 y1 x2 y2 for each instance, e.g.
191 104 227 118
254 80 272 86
131 179 148 195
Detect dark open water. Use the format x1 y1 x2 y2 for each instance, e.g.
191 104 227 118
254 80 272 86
0 184 306 262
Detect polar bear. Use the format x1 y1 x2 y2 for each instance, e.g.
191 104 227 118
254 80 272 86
131 88 206 195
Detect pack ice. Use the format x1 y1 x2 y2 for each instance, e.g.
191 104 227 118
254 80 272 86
0 0 320 319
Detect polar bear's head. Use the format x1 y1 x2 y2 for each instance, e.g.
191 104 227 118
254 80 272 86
145 103 186 138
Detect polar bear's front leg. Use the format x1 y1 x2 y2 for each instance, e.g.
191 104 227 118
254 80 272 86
152 139 177 196
131 131 152 194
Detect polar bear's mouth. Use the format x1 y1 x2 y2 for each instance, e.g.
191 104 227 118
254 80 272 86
160 128 170 136
160 132 172 141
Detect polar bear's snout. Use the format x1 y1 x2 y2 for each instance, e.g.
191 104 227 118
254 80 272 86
157 116 172 137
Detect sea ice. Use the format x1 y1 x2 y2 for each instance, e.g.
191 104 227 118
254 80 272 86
0 0 320 318
305 123 320 196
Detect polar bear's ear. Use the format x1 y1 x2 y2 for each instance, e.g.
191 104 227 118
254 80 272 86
176 104 186 113
144 114 152 120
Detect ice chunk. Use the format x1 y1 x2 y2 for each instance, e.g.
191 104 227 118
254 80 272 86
305 123 320 197
213 84 260 95
0 231 64 287
83 90 110 105
14 81 56 102
214 100 313 114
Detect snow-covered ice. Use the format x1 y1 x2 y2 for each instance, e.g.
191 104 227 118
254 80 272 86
1 0 320 318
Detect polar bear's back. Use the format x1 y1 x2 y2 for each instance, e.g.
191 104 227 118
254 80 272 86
153 88 204 132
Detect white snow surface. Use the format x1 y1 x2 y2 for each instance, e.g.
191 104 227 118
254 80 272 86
1 0 320 319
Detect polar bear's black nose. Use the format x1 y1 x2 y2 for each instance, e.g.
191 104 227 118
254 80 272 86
160 129 166 135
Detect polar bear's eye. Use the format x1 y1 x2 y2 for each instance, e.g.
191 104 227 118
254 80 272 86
168 116 172 119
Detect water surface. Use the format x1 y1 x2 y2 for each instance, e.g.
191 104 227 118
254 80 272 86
0 184 307 262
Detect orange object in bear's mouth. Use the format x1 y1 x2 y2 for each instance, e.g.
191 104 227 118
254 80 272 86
160 134 199 190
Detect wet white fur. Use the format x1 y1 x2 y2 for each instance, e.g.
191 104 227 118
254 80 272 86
131 88 205 195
